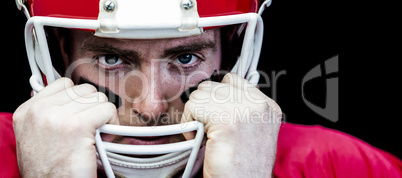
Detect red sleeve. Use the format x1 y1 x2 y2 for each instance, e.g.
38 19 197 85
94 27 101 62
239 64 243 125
0 112 21 178
274 123 402 178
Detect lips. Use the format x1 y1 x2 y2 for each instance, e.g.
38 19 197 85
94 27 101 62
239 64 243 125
120 136 171 145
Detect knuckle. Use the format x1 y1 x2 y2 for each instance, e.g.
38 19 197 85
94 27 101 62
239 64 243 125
189 90 200 100
96 92 108 102
102 102 117 112
12 110 23 125
60 77 74 87
30 100 46 113
224 72 235 78
21 100 51 126
13 101 30 123
184 100 193 110
222 73 235 82
197 80 212 90
81 83 98 93
101 102 117 118
267 99 282 115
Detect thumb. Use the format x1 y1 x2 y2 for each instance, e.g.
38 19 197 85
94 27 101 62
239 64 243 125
182 131 196 141
180 103 196 141
106 107 120 125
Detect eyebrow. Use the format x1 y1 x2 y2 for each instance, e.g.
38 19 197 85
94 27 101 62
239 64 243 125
162 40 217 58
81 41 141 60
81 39 216 60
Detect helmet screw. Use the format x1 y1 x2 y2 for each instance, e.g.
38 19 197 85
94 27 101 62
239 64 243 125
181 0 194 10
104 0 116 12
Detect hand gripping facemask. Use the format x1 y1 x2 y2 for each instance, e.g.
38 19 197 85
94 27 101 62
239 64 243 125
16 0 272 177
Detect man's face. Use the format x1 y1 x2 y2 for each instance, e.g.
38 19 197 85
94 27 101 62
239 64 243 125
63 29 222 144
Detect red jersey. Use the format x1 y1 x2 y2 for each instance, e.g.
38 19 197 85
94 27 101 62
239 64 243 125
274 123 402 177
0 112 401 177
0 113 20 178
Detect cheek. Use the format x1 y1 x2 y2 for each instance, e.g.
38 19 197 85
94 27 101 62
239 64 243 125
68 62 97 83
161 72 187 102
186 50 222 84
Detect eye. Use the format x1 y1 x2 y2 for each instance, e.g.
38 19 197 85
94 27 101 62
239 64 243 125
97 54 123 66
175 54 198 65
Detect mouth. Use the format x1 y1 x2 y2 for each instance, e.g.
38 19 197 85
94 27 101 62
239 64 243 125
101 132 186 146
100 133 187 158
116 136 173 158
121 136 171 145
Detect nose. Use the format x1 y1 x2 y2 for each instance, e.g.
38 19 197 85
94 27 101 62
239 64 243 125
132 87 168 122
128 63 168 124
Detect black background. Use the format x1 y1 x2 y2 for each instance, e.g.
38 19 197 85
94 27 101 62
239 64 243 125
2 0 401 159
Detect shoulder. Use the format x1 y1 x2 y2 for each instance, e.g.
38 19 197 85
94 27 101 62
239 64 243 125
0 112 20 178
274 122 402 178
277 122 360 154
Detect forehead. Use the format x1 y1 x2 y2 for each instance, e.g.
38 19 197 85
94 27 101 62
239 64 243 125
69 29 221 52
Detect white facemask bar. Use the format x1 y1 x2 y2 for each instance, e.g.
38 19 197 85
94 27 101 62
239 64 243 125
22 1 270 177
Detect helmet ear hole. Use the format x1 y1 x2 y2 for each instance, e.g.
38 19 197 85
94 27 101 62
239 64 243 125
220 24 245 71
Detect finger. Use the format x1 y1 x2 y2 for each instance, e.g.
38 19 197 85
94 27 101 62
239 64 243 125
188 89 212 104
35 77 73 96
40 83 98 106
73 102 119 130
180 102 197 140
183 130 197 141
30 77 74 101
16 78 75 114
60 92 109 115
220 73 255 90
197 80 222 92
197 81 240 101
